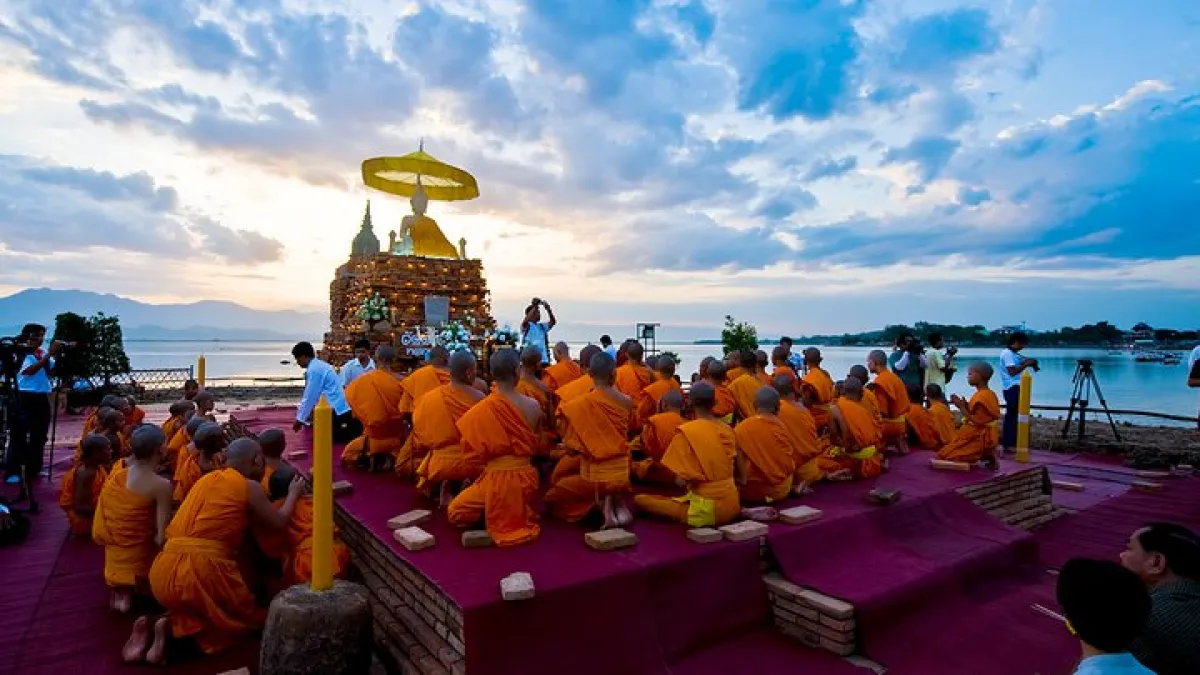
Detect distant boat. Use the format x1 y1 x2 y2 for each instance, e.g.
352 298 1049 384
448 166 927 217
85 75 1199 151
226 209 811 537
1107 349 1125 356
1134 351 1165 363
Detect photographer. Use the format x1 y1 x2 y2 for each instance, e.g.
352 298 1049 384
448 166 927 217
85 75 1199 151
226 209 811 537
1000 331 1039 453
924 332 958 390
4 324 63 485
888 333 927 391
520 297 557 367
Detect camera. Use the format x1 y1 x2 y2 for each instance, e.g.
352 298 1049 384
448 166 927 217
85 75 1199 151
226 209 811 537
906 338 924 355
946 345 959 356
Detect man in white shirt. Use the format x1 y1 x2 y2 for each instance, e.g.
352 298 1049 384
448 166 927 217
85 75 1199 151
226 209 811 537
291 341 359 443
1000 332 1039 452
924 332 958 391
340 338 375 387
5 323 61 484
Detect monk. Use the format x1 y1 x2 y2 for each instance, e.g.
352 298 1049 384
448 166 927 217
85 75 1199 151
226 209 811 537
826 377 883 479
169 416 207 488
128 438 305 665
614 342 652 401
126 395 147 427
411 351 486 498
398 346 451 414
447 349 543 546
555 344 602 404
546 352 634 528
83 395 122 435
800 348 835 431
516 347 556 454
848 365 884 434
258 466 349 586
704 360 737 422
905 385 942 450
59 434 111 536
925 384 957 447
773 375 827 494
631 388 685 484
867 350 911 455
636 357 683 429
257 428 287 490
754 350 772 385
94 425 173 613
938 362 1001 468
697 356 715 382
543 341 583 391
727 349 763 421
733 387 798 503
82 407 129 464
771 345 799 391
725 352 746 383
632 382 740 527
183 379 200 401
161 401 195 454
343 345 407 471
193 390 216 422
173 422 225 504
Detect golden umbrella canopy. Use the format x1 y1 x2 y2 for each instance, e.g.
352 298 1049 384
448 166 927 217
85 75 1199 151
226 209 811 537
361 144 480 202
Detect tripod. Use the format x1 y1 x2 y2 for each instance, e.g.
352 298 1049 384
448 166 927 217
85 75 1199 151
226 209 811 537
1061 359 1122 443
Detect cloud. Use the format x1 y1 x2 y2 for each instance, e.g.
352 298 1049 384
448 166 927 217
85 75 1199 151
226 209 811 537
803 156 858 182
957 186 992 207
592 213 790 273
881 135 961 183
887 7 1001 78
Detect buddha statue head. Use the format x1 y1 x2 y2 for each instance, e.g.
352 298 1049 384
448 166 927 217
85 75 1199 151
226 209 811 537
410 182 428 217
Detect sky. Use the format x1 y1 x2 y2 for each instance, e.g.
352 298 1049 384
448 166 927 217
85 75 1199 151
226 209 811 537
0 0 1198 340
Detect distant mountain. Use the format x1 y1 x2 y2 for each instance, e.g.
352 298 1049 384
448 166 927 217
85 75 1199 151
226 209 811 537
0 288 326 340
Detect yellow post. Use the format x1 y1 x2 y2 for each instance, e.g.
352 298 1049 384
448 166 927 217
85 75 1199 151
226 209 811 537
311 396 334 591
1016 369 1033 462
197 353 207 388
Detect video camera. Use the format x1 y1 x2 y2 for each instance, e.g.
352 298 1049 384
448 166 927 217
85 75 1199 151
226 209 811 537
0 336 30 384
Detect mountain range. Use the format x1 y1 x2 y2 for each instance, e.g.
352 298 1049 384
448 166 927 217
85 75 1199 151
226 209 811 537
0 288 326 340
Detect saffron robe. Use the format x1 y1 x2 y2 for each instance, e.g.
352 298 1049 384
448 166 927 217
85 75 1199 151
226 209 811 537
871 370 911 441
555 374 594 404
161 416 186 448
164 427 191 472
398 365 451 414
546 390 632 523
75 430 129 462
447 393 541 546
825 399 883 479
929 401 957 447
938 389 1001 464
801 367 836 429
726 367 747 383
631 410 685 484
734 416 797 503
711 383 737 421
58 463 107 537
255 497 349 586
906 404 942 450
516 377 556 454
129 405 146 426
82 410 100 436
614 363 652 401
149 469 265 653
93 464 158 588
727 374 763 421
543 359 583 391
412 385 482 485
778 401 829 484
636 378 683 429
173 452 203 503
861 388 885 434
772 364 800 392
633 419 740 527
343 369 407 464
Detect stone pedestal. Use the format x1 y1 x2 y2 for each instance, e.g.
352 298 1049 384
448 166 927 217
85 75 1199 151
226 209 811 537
260 580 373 675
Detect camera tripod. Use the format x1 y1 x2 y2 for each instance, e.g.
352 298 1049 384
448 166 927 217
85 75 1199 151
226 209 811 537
1061 359 1121 443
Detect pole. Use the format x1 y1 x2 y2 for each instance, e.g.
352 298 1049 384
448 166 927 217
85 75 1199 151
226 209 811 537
197 353 207 388
1016 369 1033 462
311 395 334 591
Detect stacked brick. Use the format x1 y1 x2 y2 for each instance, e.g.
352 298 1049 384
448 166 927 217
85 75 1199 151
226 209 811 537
956 466 1062 531
322 253 494 364
763 574 857 657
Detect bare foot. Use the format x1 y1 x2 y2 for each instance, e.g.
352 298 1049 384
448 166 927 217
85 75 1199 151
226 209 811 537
828 469 853 482
113 588 132 614
122 616 151 663
601 495 618 529
791 483 813 497
614 498 634 527
144 616 169 666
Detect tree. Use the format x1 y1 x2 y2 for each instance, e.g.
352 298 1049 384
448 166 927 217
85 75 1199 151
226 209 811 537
721 315 758 354
88 312 131 385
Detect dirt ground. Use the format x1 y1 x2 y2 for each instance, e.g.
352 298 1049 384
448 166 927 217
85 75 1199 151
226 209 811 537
1029 415 1200 468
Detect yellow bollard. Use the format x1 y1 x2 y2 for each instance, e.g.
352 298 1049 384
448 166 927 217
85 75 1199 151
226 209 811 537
311 396 334 591
197 353 206 388
1016 369 1033 462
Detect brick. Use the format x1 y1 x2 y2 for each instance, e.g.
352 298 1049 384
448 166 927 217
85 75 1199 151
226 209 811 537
500 572 535 601
931 459 972 471
820 637 856 656
1051 480 1085 491
796 589 854 620
867 488 902 505
217 669 251 675
285 450 308 460
686 527 724 544
1132 480 1164 491
775 598 820 622
776 620 822 647
332 479 354 496
779 505 823 525
819 613 856 632
394 526 436 551
446 632 464 654
719 520 769 542
763 574 803 600
584 528 638 550
388 510 433 530
774 608 796 624
461 530 495 548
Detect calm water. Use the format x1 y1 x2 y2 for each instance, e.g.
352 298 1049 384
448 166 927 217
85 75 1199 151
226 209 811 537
125 341 1198 425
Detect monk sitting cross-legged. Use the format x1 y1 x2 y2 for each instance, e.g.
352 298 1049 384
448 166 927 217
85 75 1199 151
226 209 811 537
447 349 544 546
543 341 584 392
905 385 942 450
125 395 147 427
399 346 452 415
546 351 635 528
126 438 306 665
704 360 737 423
772 376 828 495
516 347 556 455
78 408 128 464
800 348 836 432
925 384 957 448
848 365 884 437
631 388 686 485
727 349 763 422
938 362 1001 469
867 350 912 455
734 387 799 504
59 434 112 537
412 351 486 502
636 356 683 430
633 382 741 528
343 345 407 472
824 377 883 480
94 425 173 614
257 428 287 491
614 342 653 405
173 422 226 504
256 466 350 587
555 344 602 405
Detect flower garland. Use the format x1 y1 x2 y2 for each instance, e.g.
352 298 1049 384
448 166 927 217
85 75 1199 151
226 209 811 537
356 292 389 322
491 324 521 348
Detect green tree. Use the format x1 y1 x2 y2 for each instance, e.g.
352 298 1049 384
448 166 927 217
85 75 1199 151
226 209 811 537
87 312 131 385
721 315 758 354
51 312 95 382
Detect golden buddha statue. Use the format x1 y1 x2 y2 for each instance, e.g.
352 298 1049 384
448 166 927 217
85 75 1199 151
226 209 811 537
401 184 458 259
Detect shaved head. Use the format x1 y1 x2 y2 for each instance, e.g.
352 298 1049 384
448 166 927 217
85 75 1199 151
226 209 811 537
267 465 298 501
849 365 870 382
627 342 644 362
184 415 208 437
130 425 166 461
590 351 616 385
773 375 796 398
490 348 520 384
579 345 603 372
449 350 477 383
740 350 757 373
375 344 397 365
655 357 676 377
755 386 781 414
169 400 195 417
708 360 728 383
699 356 715 378
843 376 864 399
867 350 888 367
726 352 741 367
195 390 214 404
113 397 132 413
690 382 716 413
520 346 542 368
224 437 263 475
772 345 790 364
80 434 111 462
970 361 994 381
193 423 226 455
100 407 125 428
645 355 658 371
429 345 450 366
661 388 684 412
755 350 768 369
258 428 286 458
804 347 822 365
553 341 571 360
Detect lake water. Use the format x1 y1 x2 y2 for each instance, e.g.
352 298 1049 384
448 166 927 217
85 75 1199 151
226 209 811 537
125 341 1198 426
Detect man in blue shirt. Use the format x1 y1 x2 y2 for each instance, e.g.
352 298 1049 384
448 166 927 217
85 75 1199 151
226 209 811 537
5 324 62 484
290 341 360 443
520 298 557 366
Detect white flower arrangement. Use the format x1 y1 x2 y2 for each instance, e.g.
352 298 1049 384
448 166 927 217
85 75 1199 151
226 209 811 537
356 293 389 322
435 321 474 353
492 324 521 347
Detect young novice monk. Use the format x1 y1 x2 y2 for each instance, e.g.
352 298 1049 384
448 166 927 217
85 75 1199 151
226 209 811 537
938 362 1001 469
631 389 686 485
174 423 226 503
636 356 683 430
161 401 196 457
59 434 112 536
904 385 942 450
773 376 826 495
825 376 882 480
93 425 173 613
733 387 799 504
257 466 349 587
257 428 287 490
171 416 208 497
704 360 737 423
867 350 911 455
925 384 957 448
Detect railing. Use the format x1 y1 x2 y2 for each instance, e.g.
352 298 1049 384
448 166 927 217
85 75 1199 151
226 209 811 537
77 367 195 392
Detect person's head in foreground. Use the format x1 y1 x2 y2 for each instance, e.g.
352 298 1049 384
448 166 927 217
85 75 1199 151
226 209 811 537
129 426 166 467
449 350 477 385
491 348 520 386
660 389 683 414
183 379 199 400
80 434 112 467
1120 522 1200 588
291 341 316 368
590 351 616 386
690 382 715 416
225 437 266 481
1056 558 1151 667
599 335 612 348
258 428 287 460
268 465 301 502
925 383 947 403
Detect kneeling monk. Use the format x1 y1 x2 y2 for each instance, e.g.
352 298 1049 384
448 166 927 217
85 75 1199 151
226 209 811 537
633 382 740 527
772 375 827 495
412 351 486 496
398 346 451 414
631 388 686 485
636 357 683 430
343 345 407 471
447 349 543 546
825 377 882 479
94 425 173 613
60 434 112 536
734 387 798 504
867 350 911 454
938 362 1001 468
257 466 349 586
128 438 305 665
173 422 225 504
904 385 942 450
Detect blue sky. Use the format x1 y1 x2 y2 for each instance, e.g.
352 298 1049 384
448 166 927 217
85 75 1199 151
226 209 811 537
0 0 1197 338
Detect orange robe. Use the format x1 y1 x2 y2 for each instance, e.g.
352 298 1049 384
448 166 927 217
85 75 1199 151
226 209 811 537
173 452 204 503
255 497 349 586
517 378 556 454
447 393 541 546
58 463 107 537
636 378 683 429
164 427 191 472
555 374 594 404
772 365 800 392
93 464 157 588
397 365 450 414
801 367 836 429
129 405 146 426
543 359 583 391
824 399 883 479
778 402 828 484
906 404 942 450
150 469 264 654
412 385 482 486
546 390 632 523
632 419 740 527
614 363 652 401
861 388 885 434
734 416 797 503
343 369 407 464
938 389 1001 464
871 370 911 443
75 430 129 462
161 416 185 447
631 410 685 484
711 383 737 421
929 401 957 447
727 374 762 421
726 367 747 383
82 410 100 436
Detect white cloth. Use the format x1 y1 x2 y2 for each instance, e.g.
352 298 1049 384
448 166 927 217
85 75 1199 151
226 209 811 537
1000 348 1024 390
522 322 551 364
17 352 54 393
297 358 350 423
925 349 947 389
340 358 375 387
893 351 928 371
